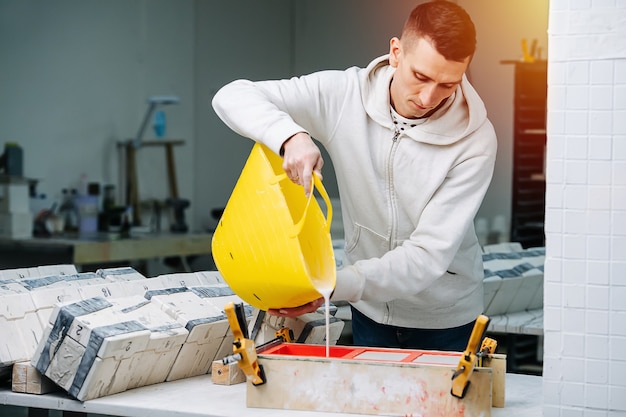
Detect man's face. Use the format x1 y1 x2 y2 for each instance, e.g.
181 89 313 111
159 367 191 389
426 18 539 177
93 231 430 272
388 36 470 119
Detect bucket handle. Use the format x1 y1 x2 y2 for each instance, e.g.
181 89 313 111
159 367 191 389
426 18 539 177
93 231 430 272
270 172 333 238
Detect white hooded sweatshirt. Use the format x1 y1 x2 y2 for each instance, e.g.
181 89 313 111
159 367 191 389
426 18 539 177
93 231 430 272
212 55 497 329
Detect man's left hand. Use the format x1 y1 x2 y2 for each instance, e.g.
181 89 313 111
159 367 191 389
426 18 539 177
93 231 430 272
267 297 325 317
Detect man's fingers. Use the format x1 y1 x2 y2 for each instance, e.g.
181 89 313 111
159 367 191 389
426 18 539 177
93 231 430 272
267 297 325 318
280 132 324 194
302 172 313 197
268 306 305 318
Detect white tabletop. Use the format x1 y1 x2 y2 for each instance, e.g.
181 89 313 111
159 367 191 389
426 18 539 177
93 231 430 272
1 372 542 417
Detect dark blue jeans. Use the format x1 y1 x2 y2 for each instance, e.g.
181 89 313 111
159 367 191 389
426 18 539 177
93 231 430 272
350 306 475 351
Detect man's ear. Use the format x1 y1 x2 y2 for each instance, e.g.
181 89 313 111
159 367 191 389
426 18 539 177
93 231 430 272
389 37 401 68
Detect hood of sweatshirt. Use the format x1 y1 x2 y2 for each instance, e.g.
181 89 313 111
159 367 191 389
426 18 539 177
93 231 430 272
361 55 488 146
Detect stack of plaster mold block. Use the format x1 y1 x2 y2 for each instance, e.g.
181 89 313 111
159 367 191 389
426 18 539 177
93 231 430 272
0 266 146 379
30 279 250 400
0 281 40 369
482 244 545 316
0 264 78 280
0 267 224 373
120 270 224 296
1 264 79 375
31 295 189 401
22 267 147 332
96 267 147 282
146 284 249 381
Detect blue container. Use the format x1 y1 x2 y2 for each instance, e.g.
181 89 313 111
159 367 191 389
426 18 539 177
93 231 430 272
153 110 166 138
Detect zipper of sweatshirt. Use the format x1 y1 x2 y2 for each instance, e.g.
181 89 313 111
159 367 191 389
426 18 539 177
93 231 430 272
383 128 401 324
387 128 401 252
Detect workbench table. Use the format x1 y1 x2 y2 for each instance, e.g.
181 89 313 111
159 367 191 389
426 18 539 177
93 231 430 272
0 372 542 417
0 232 213 271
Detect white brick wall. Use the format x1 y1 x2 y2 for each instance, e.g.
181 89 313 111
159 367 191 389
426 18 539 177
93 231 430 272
545 1 626 415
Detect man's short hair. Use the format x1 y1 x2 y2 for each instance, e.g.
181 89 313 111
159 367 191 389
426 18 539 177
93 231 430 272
401 0 476 62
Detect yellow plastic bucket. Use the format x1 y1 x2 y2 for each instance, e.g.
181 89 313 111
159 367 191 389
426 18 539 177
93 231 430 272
212 143 336 311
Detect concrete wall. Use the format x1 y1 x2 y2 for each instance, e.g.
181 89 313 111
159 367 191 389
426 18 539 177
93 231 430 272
0 0 548 237
193 0 293 231
0 0 195 224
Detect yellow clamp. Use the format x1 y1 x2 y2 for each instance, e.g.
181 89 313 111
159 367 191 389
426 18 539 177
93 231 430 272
451 314 491 399
275 327 294 343
223 302 266 386
477 337 498 367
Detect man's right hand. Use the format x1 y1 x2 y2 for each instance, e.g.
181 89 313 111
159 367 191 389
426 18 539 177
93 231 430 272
281 132 324 197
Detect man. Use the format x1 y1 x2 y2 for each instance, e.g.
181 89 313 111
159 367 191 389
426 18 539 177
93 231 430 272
212 0 496 351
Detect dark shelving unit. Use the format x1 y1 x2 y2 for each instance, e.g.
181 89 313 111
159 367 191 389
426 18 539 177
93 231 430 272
503 60 547 248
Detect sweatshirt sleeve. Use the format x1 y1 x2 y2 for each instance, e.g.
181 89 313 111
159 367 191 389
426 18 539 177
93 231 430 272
212 73 350 155
212 79 307 155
